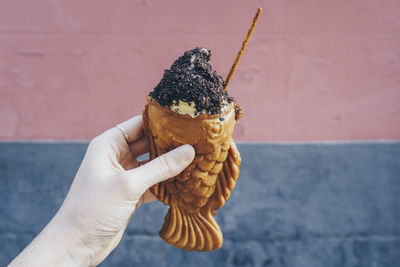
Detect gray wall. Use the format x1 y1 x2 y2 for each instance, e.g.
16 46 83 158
1 142 399 267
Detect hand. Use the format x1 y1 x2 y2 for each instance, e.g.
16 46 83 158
10 116 195 267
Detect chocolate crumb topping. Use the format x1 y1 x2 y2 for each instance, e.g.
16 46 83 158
149 47 234 115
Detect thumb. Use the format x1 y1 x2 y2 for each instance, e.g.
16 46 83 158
125 144 195 195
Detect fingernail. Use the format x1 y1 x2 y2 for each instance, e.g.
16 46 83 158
178 144 195 162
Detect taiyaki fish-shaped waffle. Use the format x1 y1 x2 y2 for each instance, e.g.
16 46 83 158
143 96 241 251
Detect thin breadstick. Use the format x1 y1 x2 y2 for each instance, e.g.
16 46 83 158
224 7 263 91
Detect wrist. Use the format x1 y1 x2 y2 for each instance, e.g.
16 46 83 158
52 213 95 266
10 212 94 267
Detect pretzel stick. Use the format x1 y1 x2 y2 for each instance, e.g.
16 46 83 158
224 7 263 91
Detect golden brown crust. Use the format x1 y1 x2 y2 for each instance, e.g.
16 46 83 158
142 97 241 251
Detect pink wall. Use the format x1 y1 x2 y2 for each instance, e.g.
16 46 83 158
1 0 399 141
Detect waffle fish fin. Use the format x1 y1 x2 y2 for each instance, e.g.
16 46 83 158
208 140 241 210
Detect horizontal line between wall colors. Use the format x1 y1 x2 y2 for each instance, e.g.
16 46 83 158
0 140 399 145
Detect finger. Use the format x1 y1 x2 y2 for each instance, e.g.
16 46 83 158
124 144 195 196
137 159 149 166
123 159 149 171
116 116 145 143
129 136 150 157
97 116 145 146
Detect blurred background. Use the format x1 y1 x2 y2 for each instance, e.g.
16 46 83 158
1 1 399 266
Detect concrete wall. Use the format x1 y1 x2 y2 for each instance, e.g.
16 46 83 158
1 142 399 267
1 0 399 141
1 1 399 266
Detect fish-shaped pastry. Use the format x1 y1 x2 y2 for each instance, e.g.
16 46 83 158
143 95 241 251
142 47 242 251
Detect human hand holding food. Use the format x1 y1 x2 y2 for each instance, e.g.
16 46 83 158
10 116 195 267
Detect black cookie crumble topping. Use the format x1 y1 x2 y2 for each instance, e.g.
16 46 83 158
149 47 234 115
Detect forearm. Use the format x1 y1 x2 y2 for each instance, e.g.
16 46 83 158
9 117 195 266
9 213 94 267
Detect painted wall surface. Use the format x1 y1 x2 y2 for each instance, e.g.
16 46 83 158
0 0 400 141
1 143 399 266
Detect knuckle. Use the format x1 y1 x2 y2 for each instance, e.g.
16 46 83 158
89 129 111 148
88 138 97 148
89 136 102 148
155 155 175 177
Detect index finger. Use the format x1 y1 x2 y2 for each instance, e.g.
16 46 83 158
100 115 145 146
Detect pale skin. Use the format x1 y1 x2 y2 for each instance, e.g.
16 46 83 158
9 115 195 267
